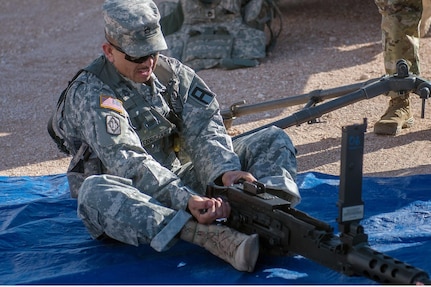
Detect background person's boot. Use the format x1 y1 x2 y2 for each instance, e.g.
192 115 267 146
373 94 414 135
180 220 259 272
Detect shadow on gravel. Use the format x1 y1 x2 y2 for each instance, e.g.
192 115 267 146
296 128 431 176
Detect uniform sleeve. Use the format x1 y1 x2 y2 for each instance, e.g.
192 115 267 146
180 73 242 188
62 72 196 210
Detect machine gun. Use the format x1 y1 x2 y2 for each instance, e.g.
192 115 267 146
222 59 431 136
206 118 431 284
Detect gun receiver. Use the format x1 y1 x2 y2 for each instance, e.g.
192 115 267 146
207 118 430 284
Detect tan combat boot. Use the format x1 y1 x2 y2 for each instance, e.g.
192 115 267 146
180 220 259 272
373 94 414 135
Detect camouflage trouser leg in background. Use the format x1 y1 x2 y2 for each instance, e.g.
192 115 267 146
375 0 422 76
77 174 191 251
373 0 421 135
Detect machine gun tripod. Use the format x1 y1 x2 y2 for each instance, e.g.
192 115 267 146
222 59 431 138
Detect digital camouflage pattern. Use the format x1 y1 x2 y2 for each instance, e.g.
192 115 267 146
375 0 422 77
103 0 168 57
159 0 271 70
50 0 299 253
54 53 299 251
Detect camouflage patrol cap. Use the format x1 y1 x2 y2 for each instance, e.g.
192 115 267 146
103 0 168 58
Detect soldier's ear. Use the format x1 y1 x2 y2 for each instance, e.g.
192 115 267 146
102 42 115 62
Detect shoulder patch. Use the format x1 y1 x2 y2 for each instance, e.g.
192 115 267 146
190 86 214 106
100 95 124 114
106 115 121 135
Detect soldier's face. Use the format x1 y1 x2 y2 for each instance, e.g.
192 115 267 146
103 42 158 84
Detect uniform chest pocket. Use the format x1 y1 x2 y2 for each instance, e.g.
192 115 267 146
128 106 177 146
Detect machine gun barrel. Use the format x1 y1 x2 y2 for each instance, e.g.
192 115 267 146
206 181 431 284
347 245 431 284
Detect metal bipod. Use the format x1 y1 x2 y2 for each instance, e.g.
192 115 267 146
232 59 431 139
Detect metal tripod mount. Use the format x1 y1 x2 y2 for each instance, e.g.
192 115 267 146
228 59 431 138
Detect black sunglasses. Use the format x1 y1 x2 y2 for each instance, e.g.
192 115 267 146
109 41 157 64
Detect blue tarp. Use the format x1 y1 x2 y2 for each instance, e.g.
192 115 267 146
1 172 430 284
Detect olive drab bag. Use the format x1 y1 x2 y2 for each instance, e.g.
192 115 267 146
158 0 282 71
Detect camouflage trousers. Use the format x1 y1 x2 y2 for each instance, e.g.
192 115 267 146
375 0 422 76
77 126 298 252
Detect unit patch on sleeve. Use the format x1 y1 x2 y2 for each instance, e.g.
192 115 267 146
106 115 121 135
190 86 214 106
100 95 124 114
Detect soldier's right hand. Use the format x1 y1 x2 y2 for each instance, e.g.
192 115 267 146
187 195 231 224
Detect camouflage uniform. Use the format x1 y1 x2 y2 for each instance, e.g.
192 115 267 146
159 0 268 70
420 0 431 36
375 0 422 75
53 0 299 252
374 0 422 134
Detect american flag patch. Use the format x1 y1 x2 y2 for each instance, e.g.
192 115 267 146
100 95 124 114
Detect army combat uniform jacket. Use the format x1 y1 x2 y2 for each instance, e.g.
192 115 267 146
53 54 299 251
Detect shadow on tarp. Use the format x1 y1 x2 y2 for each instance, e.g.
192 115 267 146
0 172 430 284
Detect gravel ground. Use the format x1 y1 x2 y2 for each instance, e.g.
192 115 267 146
1 0 431 177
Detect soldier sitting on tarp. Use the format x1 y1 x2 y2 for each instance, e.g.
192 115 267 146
48 0 299 273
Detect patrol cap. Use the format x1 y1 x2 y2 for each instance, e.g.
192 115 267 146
103 0 168 58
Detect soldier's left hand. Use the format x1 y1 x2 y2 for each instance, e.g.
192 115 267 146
221 170 256 186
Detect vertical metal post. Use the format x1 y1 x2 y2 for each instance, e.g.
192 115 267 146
337 118 367 237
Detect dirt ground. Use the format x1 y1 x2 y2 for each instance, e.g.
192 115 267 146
1 0 431 178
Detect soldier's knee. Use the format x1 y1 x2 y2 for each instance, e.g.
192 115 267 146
264 126 297 156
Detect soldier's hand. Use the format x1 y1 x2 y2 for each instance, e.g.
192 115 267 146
187 195 230 224
222 170 256 186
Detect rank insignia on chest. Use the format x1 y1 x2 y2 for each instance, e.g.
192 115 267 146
100 95 124 115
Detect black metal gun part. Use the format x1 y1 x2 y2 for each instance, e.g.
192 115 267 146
227 59 431 138
206 118 431 284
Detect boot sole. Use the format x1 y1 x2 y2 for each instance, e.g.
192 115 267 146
235 234 260 272
374 117 414 135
